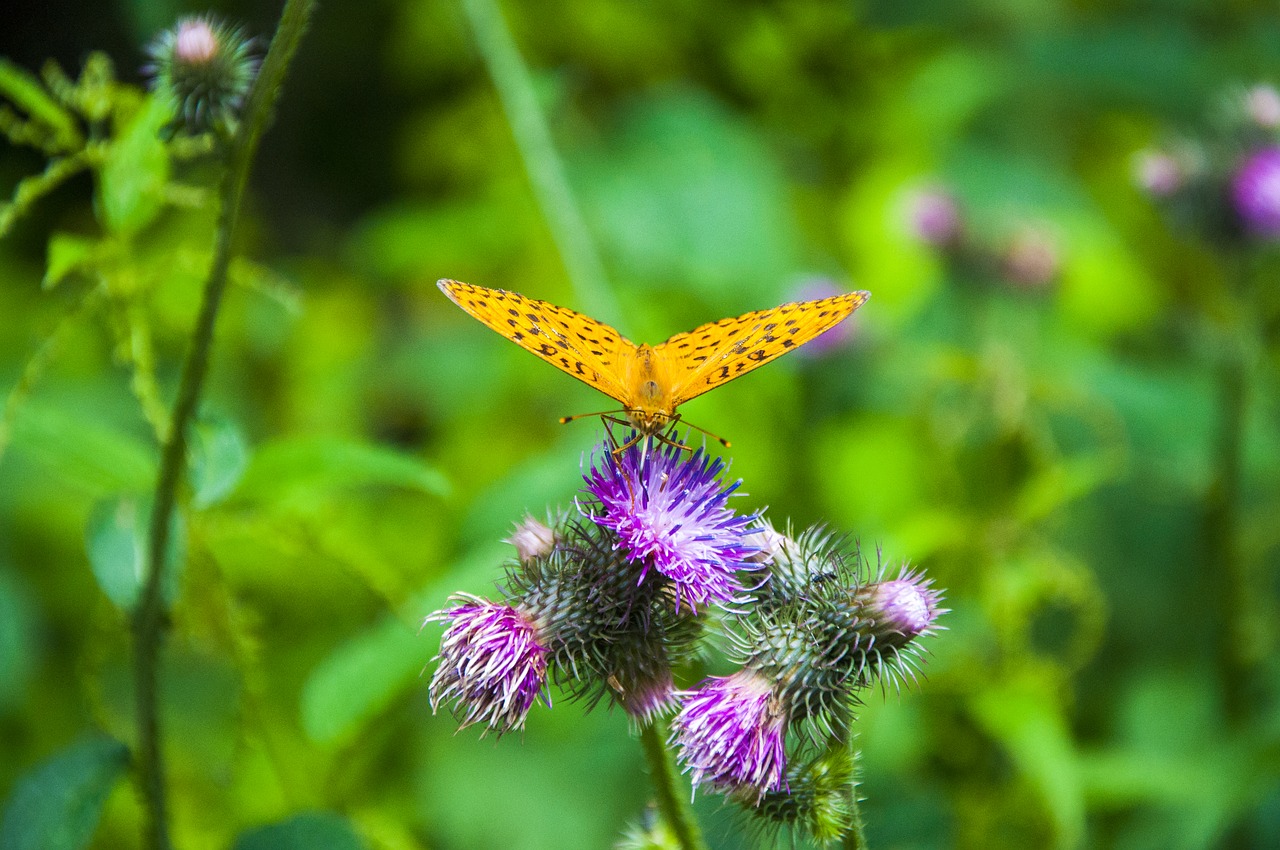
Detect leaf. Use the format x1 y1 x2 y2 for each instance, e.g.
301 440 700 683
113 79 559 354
572 88 800 301
971 674 1085 847
8 402 156 494
301 543 505 744
234 436 450 503
0 736 129 850
189 416 250 509
0 568 37 712
0 58 80 148
43 232 96 290
97 96 171 236
84 496 184 612
233 813 364 850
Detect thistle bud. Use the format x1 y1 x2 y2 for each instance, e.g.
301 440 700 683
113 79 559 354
146 15 257 134
1231 147 1280 238
506 514 559 563
1132 149 1187 198
1245 84 1280 129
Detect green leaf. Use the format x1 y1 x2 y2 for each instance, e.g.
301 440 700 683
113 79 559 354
84 496 184 612
97 96 170 236
0 568 37 712
233 813 363 850
8 402 156 494
0 58 80 148
0 736 129 850
572 88 799 302
42 232 96 290
301 543 504 744
234 436 450 502
189 416 250 509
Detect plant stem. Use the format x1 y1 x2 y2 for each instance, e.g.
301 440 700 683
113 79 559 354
458 0 619 324
1206 251 1254 732
132 3 314 848
639 720 708 850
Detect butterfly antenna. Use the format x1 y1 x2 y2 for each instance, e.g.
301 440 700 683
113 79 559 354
559 409 628 425
681 419 731 449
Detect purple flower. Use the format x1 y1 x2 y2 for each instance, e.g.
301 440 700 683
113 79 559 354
427 596 549 735
582 440 760 612
1232 147 1280 238
904 186 962 247
671 670 788 801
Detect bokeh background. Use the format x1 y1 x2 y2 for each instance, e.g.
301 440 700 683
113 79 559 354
3 1 1280 848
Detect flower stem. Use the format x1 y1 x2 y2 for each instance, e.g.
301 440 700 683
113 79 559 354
1207 251 1254 731
132 3 314 848
458 0 619 324
639 719 708 850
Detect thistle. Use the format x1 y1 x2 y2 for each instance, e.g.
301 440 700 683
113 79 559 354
146 15 257 135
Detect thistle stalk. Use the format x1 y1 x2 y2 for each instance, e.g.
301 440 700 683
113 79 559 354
132 3 315 848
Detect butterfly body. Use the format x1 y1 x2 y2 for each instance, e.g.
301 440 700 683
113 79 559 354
437 279 869 436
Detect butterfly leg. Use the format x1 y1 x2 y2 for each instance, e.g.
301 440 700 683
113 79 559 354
653 415 693 454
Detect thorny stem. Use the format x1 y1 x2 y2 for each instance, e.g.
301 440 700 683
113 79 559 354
132 3 314 848
639 719 709 850
458 0 620 324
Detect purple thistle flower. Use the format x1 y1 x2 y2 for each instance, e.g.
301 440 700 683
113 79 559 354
671 670 788 801
582 439 761 612
1232 147 1280 238
427 595 549 735
867 569 944 642
904 186 962 247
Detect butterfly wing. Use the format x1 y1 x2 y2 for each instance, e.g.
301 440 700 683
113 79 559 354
655 291 869 406
437 280 635 403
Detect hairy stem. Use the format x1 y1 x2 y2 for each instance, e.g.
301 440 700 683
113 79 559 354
639 720 708 850
132 3 314 848
458 0 619 323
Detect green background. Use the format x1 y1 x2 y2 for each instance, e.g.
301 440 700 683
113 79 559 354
2 0 1279 848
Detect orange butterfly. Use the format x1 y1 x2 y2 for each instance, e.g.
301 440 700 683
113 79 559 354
438 280 869 447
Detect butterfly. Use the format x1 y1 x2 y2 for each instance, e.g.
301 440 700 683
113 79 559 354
438 279 869 448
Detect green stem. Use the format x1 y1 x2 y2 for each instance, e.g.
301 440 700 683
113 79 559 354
458 0 619 324
839 727 868 850
639 720 708 850
132 3 315 848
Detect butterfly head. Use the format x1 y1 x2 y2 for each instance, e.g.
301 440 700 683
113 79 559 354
626 405 675 436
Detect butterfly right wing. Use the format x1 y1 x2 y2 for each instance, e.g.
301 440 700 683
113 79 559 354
656 291 869 406
437 280 634 403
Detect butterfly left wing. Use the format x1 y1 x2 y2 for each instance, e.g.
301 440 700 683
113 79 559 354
437 279 635 403
655 291 870 406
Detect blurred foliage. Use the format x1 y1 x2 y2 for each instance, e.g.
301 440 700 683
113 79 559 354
3 1 1280 849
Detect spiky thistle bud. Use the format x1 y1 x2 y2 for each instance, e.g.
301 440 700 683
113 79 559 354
426 595 550 736
582 437 762 613
752 744 858 845
503 515 697 726
146 15 257 134
732 532 944 740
